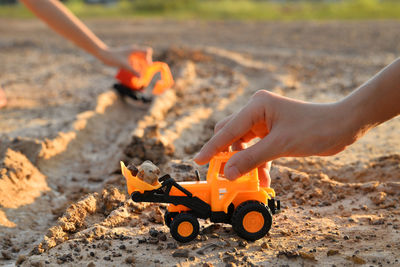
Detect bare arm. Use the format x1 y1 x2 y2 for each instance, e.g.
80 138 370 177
194 58 400 181
21 0 152 75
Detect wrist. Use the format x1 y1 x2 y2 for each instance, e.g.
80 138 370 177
334 91 373 145
93 44 110 62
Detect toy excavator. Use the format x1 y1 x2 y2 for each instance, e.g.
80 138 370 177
113 52 174 103
121 152 280 243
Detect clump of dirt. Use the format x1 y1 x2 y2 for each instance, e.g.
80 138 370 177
123 124 174 165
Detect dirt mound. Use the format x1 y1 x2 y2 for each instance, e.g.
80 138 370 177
123 125 174 165
0 149 49 209
33 186 164 256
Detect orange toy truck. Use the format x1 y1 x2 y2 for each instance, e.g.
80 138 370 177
113 52 174 102
121 152 280 243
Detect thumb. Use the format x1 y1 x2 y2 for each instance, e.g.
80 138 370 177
224 134 279 180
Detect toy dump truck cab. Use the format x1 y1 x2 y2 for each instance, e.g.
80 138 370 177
121 152 280 243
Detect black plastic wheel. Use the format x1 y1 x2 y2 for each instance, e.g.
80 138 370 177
231 201 272 241
164 211 173 228
170 213 199 243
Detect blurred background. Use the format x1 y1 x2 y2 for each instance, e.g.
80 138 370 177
1 0 400 20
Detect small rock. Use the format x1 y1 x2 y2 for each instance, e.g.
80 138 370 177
125 256 135 264
1 251 12 260
343 235 350 240
87 262 96 267
277 250 300 259
238 240 248 248
149 228 159 238
138 237 147 244
201 224 220 235
261 242 270 249
159 233 167 241
148 237 159 244
16 255 27 265
167 242 178 249
31 261 44 267
327 249 339 256
299 252 316 261
103 256 111 261
211 233 219 238
370 192 387 205
347 255 366 264
172 249 190 258
223 254 238 264
119 244 126 250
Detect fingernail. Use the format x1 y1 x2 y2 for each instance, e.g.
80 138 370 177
225 166 240 180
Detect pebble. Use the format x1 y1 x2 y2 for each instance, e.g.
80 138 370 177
87 262 96 267
119 244 126 250
148 237 159 244
15 255 27 265
327 249 339 256
149 228 159 238
167 242 178 249
347 255 366 264
125 256 135 264
260 242 270 249
159 233 167 241
238 240 248 248
299 252 316 261
211 233 219 238
172 249 190 258
1 251 11 260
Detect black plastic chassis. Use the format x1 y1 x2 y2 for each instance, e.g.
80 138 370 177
131 174 280 224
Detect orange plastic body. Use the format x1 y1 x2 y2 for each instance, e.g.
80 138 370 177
115 52 174 95
121 152 275 215
167 152 275 214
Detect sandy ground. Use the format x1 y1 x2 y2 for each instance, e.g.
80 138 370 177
0 19 400 267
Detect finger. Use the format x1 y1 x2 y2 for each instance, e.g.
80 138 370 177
231 139 247 151
194 104 258 165
146 47 153 63
258 162 271 187
124 64 141 77
223 133 280 180
214 114 234 134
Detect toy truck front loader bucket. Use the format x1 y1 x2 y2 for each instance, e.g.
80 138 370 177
120 161 161 195
115 52 174 95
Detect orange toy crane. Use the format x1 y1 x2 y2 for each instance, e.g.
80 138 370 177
121 152 280 243
113 52 174 103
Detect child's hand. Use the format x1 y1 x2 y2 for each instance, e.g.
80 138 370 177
97 46 153 77
194 90 360 181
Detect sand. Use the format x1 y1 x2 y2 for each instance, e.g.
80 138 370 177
0 19 399 266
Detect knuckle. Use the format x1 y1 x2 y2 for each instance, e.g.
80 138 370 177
235 151 257 175
251 90 270 101
214 120 225 133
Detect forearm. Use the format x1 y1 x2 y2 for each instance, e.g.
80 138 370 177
340 58 400 135
21 0 107 57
